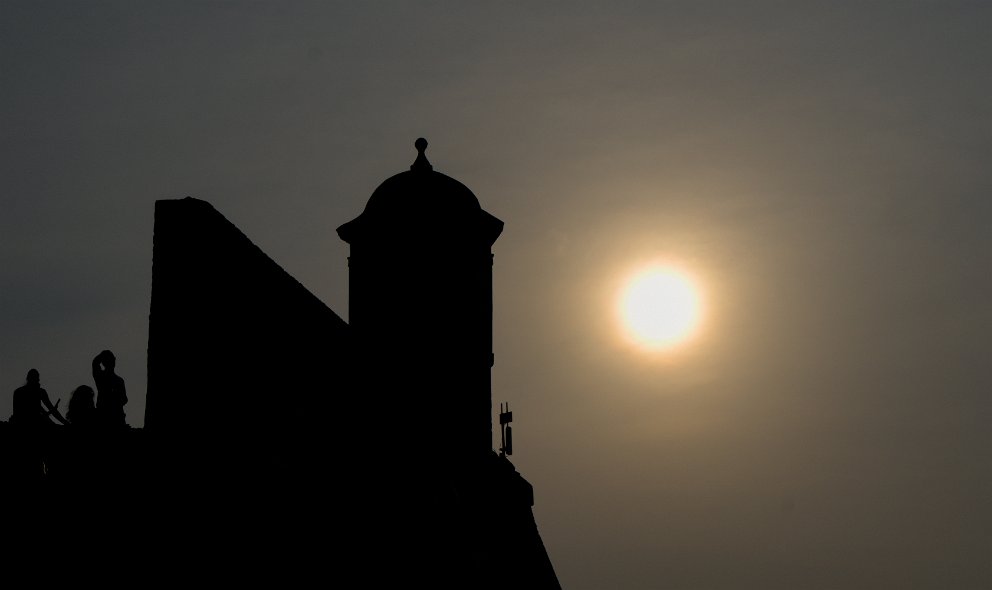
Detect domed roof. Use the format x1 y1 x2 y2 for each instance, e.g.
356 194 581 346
337 138 502 246
363 138 481 215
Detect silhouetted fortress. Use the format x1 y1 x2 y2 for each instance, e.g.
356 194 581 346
4 140 559 588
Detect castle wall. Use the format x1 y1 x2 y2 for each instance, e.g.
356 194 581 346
141 195 559 589
146 197 352 477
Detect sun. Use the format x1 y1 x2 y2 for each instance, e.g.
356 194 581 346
619 265 702 350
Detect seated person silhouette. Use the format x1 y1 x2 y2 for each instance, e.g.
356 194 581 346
62 384 101 483
66 385 98 430
93 350 128 428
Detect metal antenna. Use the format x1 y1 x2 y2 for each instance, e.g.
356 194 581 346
499 402 513 456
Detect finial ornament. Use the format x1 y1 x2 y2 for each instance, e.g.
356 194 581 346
411 137 433 172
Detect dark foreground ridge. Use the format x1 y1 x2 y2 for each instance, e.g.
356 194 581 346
2 140 561 589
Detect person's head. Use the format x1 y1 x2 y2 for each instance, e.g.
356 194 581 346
101 350 116 371
70 385 94 403
26 369 39 385
68 385 95 423
69 385 95 408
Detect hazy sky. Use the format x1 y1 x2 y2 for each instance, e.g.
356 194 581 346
2 2 990 588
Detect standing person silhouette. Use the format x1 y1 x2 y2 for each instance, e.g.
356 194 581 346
12 368 68 428
11 368 67 478
93 350 127 429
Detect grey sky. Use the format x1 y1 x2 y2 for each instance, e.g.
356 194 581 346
2 2 990 588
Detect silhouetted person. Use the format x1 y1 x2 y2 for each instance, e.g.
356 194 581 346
66 385 98 430
57 384 101 486
10 368 66 479
93 350 127 429
12 369 67 428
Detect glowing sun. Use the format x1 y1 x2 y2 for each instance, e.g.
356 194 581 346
619 265 702 350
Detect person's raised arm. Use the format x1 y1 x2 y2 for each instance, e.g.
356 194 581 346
92 354 103 380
